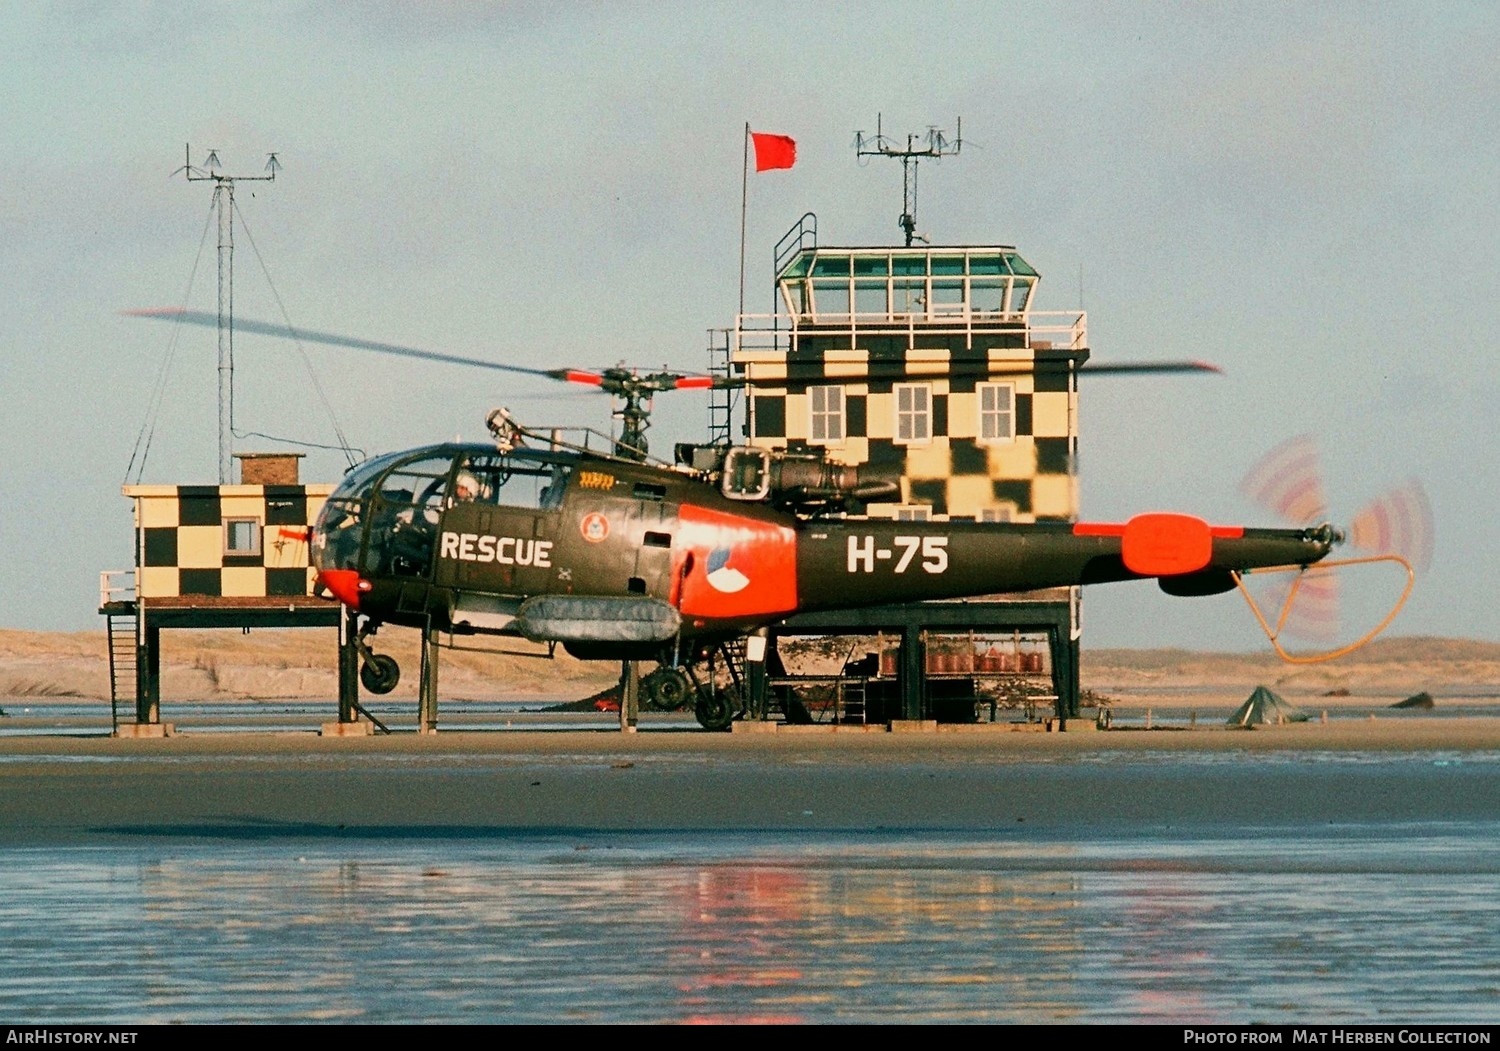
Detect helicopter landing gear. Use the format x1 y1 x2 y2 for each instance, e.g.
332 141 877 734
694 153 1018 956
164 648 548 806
693 687 735 732
682 644 747 732
641 666 691 711
354 621 401 695
359 653 401 695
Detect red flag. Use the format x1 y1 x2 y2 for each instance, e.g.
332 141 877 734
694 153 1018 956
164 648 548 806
751 132 796 172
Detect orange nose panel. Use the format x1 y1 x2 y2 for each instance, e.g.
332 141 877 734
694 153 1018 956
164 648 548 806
1121 513 1213 577
316 568 364 610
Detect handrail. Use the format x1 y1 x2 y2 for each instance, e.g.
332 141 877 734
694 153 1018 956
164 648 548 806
1233 553 1415 664
773 212 817 277
732 310 1088 356
100 569 137 607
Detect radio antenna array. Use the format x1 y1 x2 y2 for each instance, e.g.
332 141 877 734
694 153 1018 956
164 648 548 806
176 143 279 484
854 115 962 247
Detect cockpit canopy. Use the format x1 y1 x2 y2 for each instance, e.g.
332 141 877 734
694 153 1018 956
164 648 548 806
312 443 574 579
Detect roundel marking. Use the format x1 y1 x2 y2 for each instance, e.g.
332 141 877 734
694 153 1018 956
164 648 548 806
705 546 751 593
580 512 611 543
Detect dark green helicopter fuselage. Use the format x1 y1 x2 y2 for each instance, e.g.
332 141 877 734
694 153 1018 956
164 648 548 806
311 442 1338 660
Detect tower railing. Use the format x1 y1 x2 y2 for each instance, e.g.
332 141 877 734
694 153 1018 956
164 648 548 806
732 309 1088 358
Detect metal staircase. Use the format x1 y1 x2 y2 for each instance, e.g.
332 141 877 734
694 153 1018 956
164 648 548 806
105 612 137 732
99 570 138 732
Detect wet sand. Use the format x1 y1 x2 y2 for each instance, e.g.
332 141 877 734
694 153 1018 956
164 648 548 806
1 716 1497 846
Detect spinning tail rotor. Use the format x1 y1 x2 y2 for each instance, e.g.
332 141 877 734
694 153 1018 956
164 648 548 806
1236 434 1432 659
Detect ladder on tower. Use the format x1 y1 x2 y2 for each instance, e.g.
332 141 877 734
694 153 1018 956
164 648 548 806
106 612 137 732
100 570 138 732
705 327 737 448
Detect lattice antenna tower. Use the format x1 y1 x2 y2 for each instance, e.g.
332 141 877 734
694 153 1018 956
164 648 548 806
854 115 962 247
176 143 280 483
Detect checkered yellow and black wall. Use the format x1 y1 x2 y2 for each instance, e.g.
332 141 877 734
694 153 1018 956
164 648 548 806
124 484 335 599
738 345 1080 523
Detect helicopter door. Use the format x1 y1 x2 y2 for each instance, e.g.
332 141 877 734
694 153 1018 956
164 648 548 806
432 456 563 601
630 481 675 599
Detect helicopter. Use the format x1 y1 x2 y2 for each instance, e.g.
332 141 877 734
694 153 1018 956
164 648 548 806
128 308 1396 730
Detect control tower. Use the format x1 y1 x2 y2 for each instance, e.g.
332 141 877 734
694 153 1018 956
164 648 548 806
722 214 1087 722
733 218 1085 523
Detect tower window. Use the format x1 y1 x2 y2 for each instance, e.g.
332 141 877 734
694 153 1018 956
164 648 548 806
809 385 845 444
978 382 1016 443
894 383 932 444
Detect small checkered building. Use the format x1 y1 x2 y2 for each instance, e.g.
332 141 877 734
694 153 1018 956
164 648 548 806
733 243 1085 523
123 455 333 600
102 454 345 731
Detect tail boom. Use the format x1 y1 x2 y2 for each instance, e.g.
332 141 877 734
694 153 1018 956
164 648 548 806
794 514 1338 612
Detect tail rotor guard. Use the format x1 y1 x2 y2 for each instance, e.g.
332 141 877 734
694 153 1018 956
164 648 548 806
1232 552 1415 664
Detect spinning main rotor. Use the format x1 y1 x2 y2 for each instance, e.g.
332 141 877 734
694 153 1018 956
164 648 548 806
126 306 1220 461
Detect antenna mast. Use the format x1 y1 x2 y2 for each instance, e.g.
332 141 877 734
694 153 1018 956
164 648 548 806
177 144 280 483
854 115 961 246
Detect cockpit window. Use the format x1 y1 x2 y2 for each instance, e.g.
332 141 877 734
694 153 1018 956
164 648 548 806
367 454 453 578
329 450 407 502
455 454 572 510
313 446 577 582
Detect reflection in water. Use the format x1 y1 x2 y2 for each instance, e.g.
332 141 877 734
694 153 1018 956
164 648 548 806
1 828 1498 1024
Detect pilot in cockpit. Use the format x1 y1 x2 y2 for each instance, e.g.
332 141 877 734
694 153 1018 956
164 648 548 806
449 469 496 507
452 471 480 504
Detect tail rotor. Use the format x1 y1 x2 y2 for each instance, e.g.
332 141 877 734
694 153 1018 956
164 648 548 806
1237 435 1432 655
1348 479 1435 575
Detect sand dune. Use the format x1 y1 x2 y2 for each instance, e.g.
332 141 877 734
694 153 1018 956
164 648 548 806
0 626 616 702
1 627 1495 705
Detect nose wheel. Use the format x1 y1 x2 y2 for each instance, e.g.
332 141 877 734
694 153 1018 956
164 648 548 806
355 622 402 695
359 653 401 695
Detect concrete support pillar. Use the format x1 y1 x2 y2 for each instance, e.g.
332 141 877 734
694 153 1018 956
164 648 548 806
744 630 769 721
137 621 161 725
619 661 640 732
419 625 440 735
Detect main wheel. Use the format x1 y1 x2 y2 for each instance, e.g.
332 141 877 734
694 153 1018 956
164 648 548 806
694 687 735 732
360 653 401 694
642 667 691 711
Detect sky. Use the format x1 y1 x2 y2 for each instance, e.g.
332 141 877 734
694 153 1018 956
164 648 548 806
1 1 1495 650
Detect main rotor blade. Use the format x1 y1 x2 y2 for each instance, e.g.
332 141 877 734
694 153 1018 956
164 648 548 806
126 308 1216 391
1077 360 1222 374
729 358 1223 387
124 307 560 380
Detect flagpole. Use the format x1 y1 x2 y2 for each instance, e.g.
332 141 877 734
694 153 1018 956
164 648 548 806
739 122 750 323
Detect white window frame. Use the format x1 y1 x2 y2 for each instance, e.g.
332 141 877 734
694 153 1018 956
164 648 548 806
977 507 1012 523
808 385 845 445
223 517 262 557
894 506 931 522
977 382 1016 444
893 383 932 445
